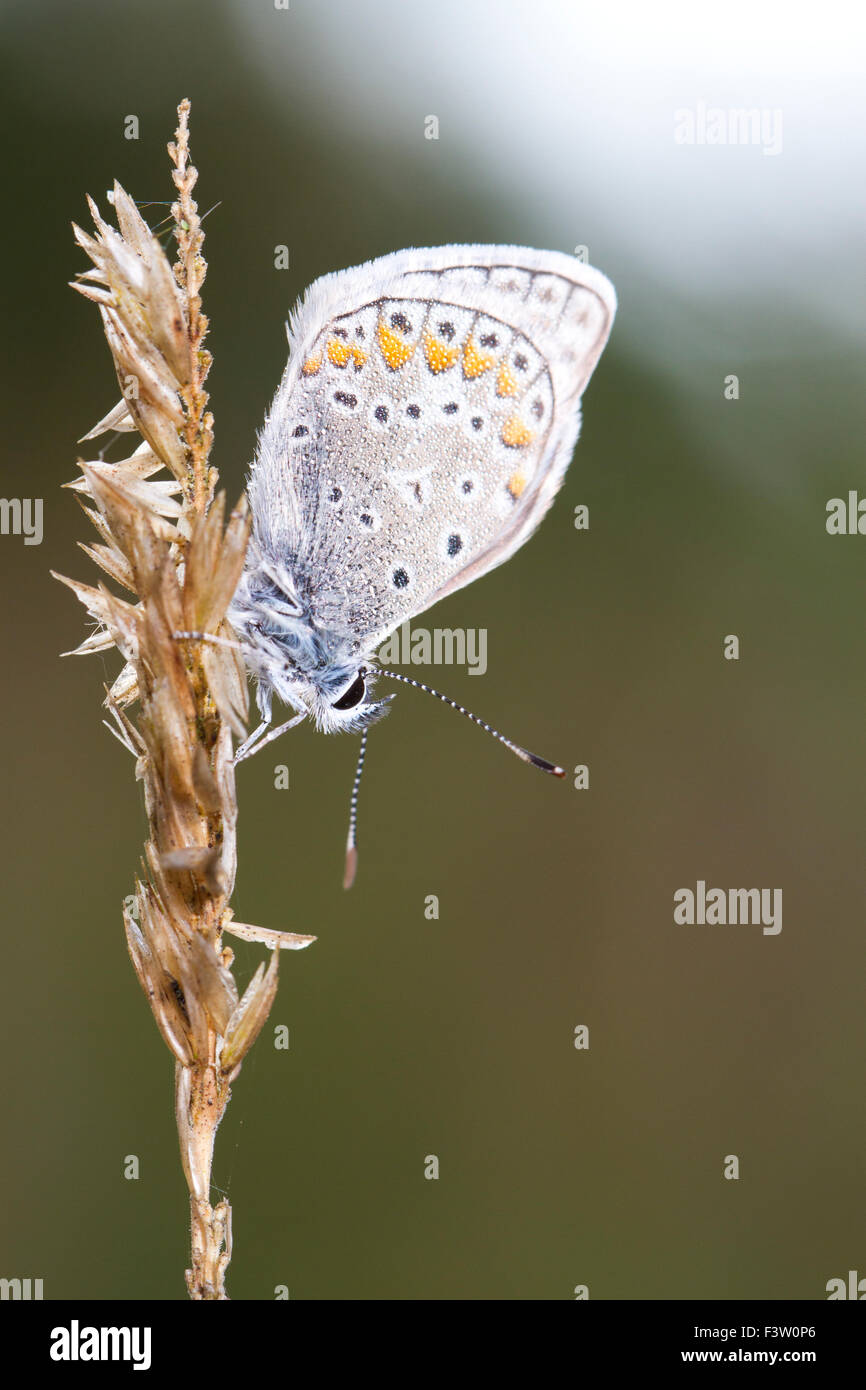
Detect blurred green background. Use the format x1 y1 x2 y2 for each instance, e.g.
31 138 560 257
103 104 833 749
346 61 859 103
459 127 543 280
1 0 864 1300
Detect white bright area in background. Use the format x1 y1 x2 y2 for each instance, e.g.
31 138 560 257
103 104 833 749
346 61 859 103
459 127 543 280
229 0 866 363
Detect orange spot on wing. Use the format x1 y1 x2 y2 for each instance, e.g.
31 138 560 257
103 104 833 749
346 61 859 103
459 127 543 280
501 416 534 449
327 338 367 369
423 333 458 373
496 360 519 396
327 339 351 367
506 471 528 499
378 320 414 369
302 353 322 375
462 336 495 378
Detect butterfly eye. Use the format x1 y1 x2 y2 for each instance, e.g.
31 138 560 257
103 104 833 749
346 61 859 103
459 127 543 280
332 672 367 711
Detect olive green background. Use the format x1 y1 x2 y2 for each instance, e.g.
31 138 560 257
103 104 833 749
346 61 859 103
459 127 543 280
1 1 863 1300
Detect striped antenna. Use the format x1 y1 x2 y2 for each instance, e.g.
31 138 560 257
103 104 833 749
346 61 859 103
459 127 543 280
173 628 244 654
343 728 369 890
376 669 566 777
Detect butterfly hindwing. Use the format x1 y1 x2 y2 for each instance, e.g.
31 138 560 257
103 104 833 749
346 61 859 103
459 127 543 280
248 245 616 651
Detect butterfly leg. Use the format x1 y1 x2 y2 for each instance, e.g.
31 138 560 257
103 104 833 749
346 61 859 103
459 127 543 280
233 683 273 763
233 719 271 763
234 711 306 763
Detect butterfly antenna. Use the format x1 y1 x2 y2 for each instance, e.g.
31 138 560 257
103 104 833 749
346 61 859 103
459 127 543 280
376 670 566 777
343 728 369 890
173 628 245 653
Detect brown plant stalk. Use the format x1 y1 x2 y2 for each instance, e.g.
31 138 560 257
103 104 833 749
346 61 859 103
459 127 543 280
55 100 314 1299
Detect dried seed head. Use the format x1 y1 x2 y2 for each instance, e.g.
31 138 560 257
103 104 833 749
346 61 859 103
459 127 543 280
59 103 309 1301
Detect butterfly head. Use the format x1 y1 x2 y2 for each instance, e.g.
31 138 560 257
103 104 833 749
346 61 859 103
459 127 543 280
244 628 391 734
305 660 391 734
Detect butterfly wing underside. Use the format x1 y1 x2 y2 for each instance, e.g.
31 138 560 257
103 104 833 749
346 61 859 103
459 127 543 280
248 245 616 652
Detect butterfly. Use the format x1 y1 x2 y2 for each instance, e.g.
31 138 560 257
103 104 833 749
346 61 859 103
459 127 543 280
225 245 616 884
